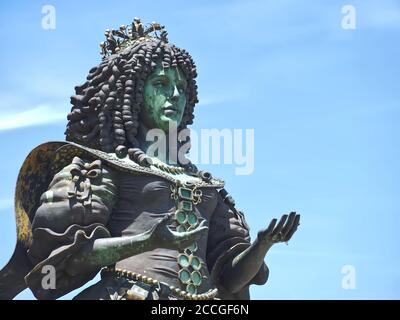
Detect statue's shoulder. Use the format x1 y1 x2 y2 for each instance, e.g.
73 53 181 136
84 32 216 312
19 142 225 203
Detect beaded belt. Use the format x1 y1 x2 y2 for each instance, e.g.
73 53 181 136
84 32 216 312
102 267 218 300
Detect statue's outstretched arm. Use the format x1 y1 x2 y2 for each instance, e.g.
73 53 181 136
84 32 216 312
65 214 207 275
30 156 207 276
219 212 300 294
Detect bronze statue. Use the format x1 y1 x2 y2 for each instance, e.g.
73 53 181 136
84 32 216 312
0 19 300 300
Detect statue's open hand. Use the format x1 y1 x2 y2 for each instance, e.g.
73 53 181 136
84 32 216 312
257 212 300 245
146 213 208 251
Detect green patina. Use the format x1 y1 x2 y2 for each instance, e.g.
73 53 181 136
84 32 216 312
142 63 187 132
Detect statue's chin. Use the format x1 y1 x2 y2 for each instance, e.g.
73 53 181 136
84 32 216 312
157 116 182 132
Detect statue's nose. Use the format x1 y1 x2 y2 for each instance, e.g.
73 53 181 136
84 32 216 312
170 85 180 102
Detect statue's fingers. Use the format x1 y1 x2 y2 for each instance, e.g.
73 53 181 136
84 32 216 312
272 214 288 236
266 219 277 233
177 224 208 241
280 212 297 238
283 214 300 241
152 213 177 237
258 218 277 238
186 220 208 236
197 220 207 229
158 214 172 226
175 226 208 248
188 223 209 237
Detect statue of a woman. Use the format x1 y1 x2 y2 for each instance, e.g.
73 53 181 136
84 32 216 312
0 20 300 300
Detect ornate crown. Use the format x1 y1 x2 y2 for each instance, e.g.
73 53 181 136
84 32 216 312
100 18 168 59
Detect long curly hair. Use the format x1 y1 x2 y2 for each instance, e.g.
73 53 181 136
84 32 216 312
65 38 198 156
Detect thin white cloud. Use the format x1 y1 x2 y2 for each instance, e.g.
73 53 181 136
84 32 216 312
0 97 235 131
0 104 66 131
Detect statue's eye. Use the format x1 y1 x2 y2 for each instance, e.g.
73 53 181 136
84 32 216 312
177 82 187 93
153 79 168 88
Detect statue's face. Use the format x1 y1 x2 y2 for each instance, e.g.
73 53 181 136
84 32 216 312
142 64 187 132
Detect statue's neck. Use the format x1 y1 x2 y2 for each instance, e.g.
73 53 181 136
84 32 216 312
137 123 179 165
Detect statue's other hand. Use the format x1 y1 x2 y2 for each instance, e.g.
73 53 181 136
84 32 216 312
146 213 208 251
257 212 300 245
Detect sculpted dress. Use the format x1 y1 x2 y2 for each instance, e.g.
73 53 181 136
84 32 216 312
1 141 268 300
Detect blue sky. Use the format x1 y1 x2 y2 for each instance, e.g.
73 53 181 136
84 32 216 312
0 0 399 299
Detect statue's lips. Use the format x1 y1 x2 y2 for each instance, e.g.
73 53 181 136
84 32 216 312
163 105 178 116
